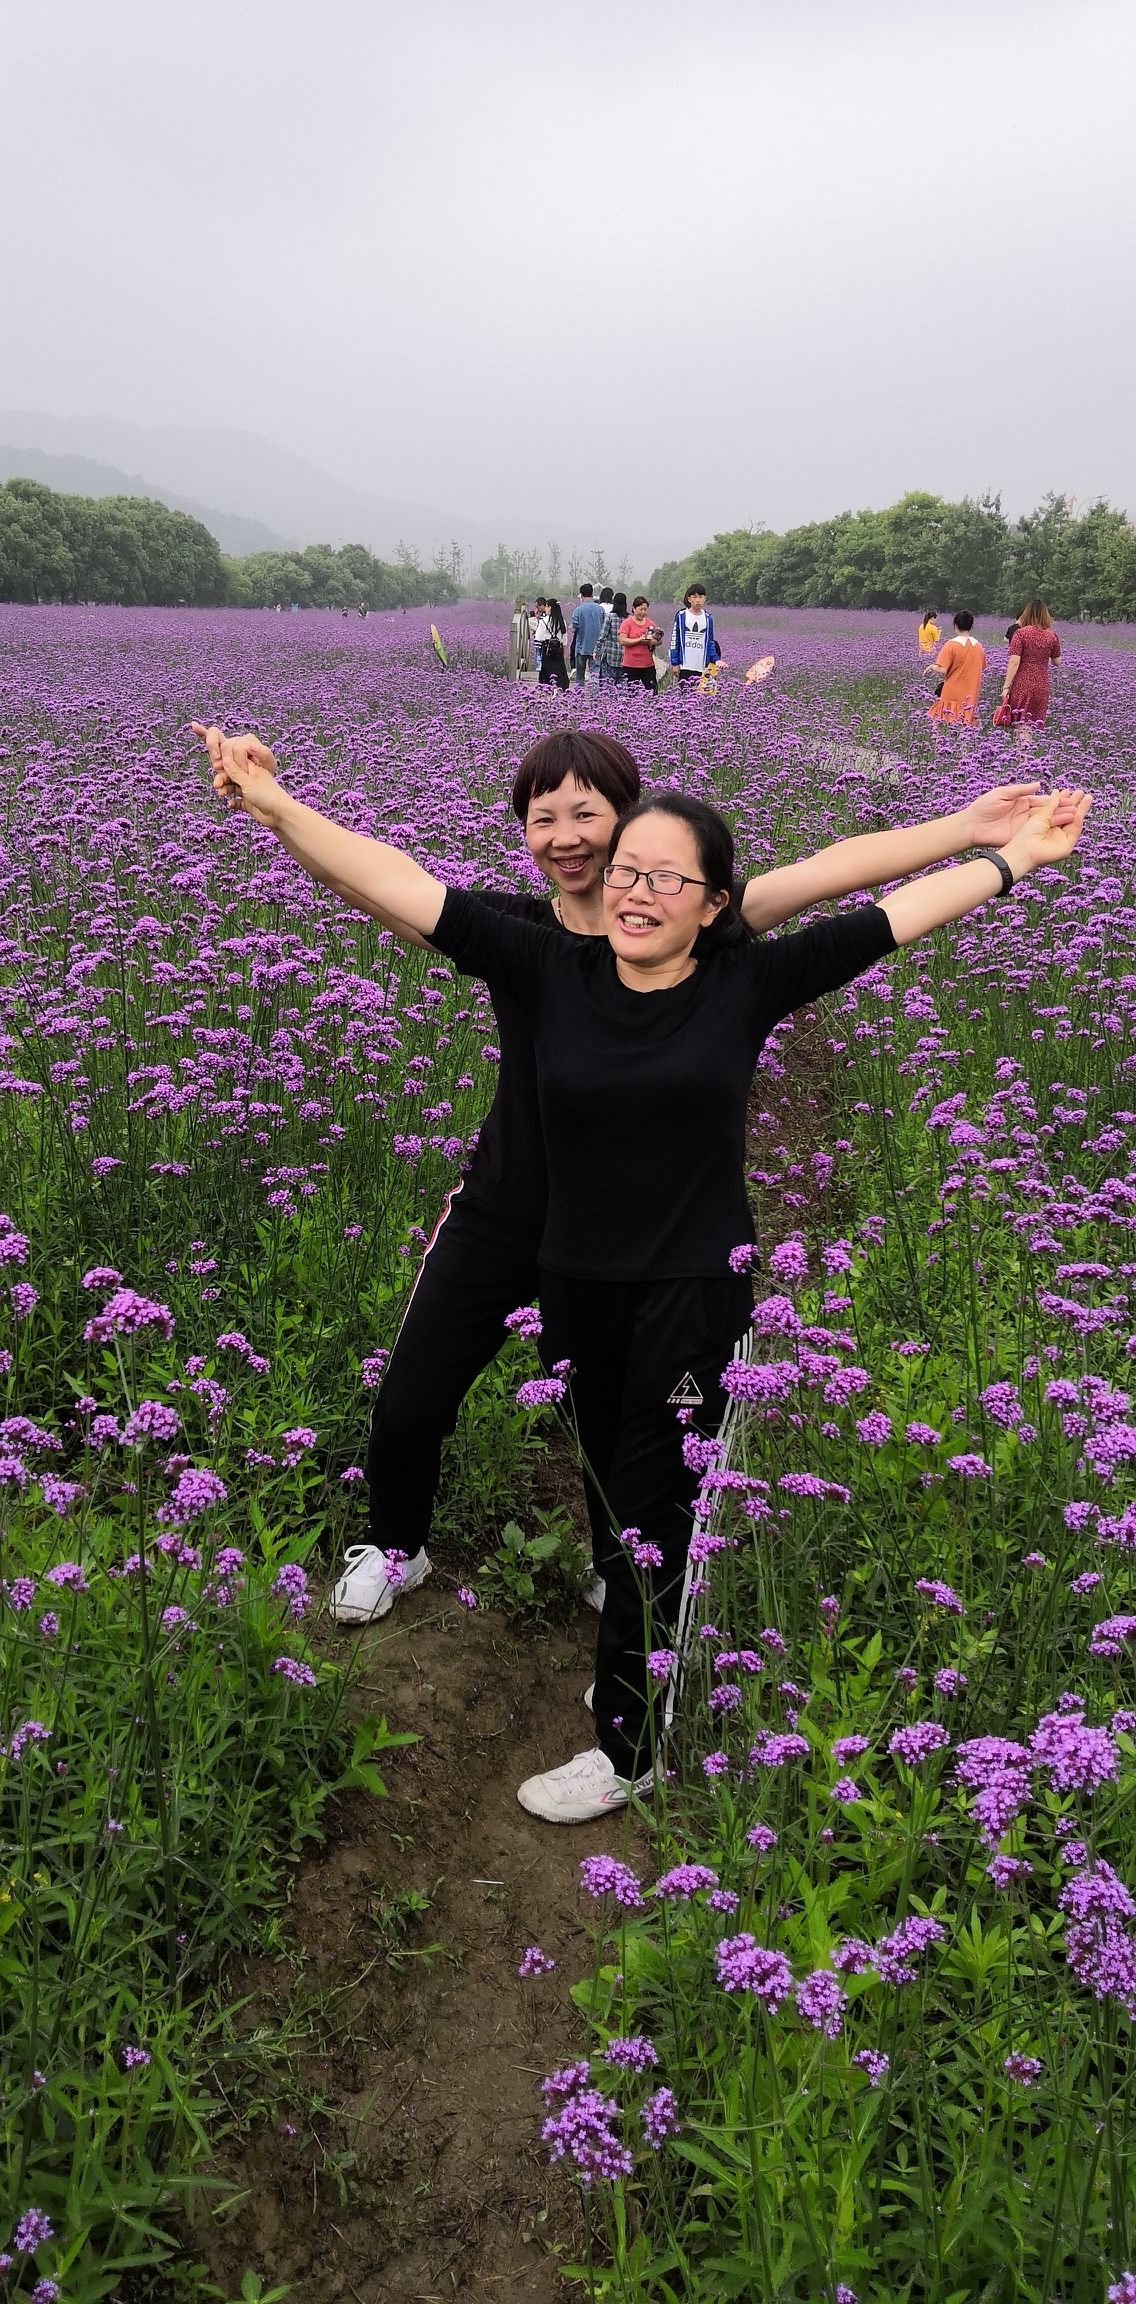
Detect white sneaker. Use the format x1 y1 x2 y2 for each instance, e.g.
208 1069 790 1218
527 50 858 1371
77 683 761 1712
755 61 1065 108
328 1544 432 1624
583 1573 606 1614
583 1682 594 1712
516 1745 652 1824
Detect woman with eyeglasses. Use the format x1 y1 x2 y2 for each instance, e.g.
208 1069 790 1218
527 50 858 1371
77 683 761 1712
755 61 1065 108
201 737 1089 1824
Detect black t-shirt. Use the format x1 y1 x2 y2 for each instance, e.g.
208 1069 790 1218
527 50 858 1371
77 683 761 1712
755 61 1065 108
430 892 897 1281
444 890 588 1235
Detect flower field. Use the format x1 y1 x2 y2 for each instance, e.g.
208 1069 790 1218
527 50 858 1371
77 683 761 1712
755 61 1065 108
1 600 1136 2300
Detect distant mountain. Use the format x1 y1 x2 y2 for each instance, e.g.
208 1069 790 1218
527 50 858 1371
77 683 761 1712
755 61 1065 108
0 412 510 566
0 411 673 575
0 444 292 558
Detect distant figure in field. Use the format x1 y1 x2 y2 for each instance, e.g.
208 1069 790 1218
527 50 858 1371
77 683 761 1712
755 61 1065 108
928 609 986 726
569 583 606 688
669 584 723 684
536 599 570 690
507 594 531 681
1005 619 1020 646
1002 599 1060 736
917 610 940 652
532 595 548 679
594 591 627 687
358 601 368 618
619 596 660 694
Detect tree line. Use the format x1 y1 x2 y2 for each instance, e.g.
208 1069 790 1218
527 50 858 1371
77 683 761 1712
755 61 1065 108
0 479 461 608
649 491 1136 620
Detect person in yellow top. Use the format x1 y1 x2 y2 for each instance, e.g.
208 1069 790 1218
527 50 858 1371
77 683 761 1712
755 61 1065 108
917 610 940 652
928 609 986 725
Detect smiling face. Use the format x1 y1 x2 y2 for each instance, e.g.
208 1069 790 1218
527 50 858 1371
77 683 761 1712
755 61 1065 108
602 811 728 971
524 775 619 899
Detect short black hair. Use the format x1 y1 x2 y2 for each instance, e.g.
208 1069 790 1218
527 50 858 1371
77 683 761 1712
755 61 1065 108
579 582 594 597
511 730 641 822
683 583 708 605
954 609 975 631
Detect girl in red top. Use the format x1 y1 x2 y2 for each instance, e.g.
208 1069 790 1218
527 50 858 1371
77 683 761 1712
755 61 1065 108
619 596 659 694
1002 598 1061 734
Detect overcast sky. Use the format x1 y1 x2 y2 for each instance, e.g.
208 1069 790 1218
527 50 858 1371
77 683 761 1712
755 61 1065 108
1 0 1133 562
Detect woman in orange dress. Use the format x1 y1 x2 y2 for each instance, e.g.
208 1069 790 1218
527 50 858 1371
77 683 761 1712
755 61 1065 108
928 609 986 725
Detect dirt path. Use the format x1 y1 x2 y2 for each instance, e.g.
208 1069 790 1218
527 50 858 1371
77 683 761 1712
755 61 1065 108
193 1585 649 2302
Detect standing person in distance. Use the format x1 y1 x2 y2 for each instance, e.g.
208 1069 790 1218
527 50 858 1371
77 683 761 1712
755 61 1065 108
1001 599 1060 742
536 599 570 690
917 610 941 652
594 591 627 688
928 609 986 726
532 596 548 680
569 584 606 687
620 595 659 694
669 584 722 685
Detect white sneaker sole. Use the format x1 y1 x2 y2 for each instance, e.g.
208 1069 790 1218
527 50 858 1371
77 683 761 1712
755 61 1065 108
516 1779 630 1824
583 1682 594 1712
583 1576 605 1615
329 1554 432 1624
516 1767 653 1825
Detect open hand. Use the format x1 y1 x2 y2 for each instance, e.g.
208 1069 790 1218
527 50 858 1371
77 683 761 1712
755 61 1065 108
1003 788 1092 873
964 781 1084 845
191 724 282 827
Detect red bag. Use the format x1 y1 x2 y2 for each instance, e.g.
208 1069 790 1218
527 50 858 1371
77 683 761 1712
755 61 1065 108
992 701 1014 728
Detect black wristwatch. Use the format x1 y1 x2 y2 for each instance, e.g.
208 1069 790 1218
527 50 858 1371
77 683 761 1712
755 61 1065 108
971 846 1014 897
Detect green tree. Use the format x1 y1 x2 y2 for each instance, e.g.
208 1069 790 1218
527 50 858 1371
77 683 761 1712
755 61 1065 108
0 479 76 601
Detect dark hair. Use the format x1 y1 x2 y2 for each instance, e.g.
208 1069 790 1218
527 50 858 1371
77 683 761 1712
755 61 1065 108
953 609 975 631
535 594 547 607
632 594 649 609
1005 621 1020 644
607 791 751 954
599 586 614 603
1019 598 1052 629
683 583 708 605
546 599 566 637
921 610 936 625
612 591 628 617
579 582 594 597
512 730 641 821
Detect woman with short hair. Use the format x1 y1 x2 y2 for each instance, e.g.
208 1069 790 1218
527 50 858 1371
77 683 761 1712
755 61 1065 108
928 609 986 726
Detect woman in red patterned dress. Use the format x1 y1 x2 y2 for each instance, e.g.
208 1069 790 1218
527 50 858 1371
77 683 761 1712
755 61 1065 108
1001 599 1061 741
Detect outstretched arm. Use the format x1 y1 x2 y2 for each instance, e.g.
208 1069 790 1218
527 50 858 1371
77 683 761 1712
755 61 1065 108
741 782 1066 932
193 725 444 945
879 789 1091 946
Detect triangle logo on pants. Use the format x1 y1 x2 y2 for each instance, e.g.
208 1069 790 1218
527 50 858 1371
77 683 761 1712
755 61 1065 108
667 1371 704 1406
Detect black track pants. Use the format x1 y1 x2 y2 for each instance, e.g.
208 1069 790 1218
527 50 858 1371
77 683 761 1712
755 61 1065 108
366 1188 539 1556
537 1270 753 1778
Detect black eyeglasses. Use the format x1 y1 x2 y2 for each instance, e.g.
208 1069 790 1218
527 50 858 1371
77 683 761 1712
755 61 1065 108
603 864 714 897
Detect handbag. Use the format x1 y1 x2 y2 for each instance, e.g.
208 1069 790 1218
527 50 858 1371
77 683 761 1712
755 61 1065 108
928 669 945 698
992 700 1014 727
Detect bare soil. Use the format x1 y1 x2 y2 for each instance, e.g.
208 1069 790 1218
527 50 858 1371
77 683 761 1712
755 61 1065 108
184 1581 649 2303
